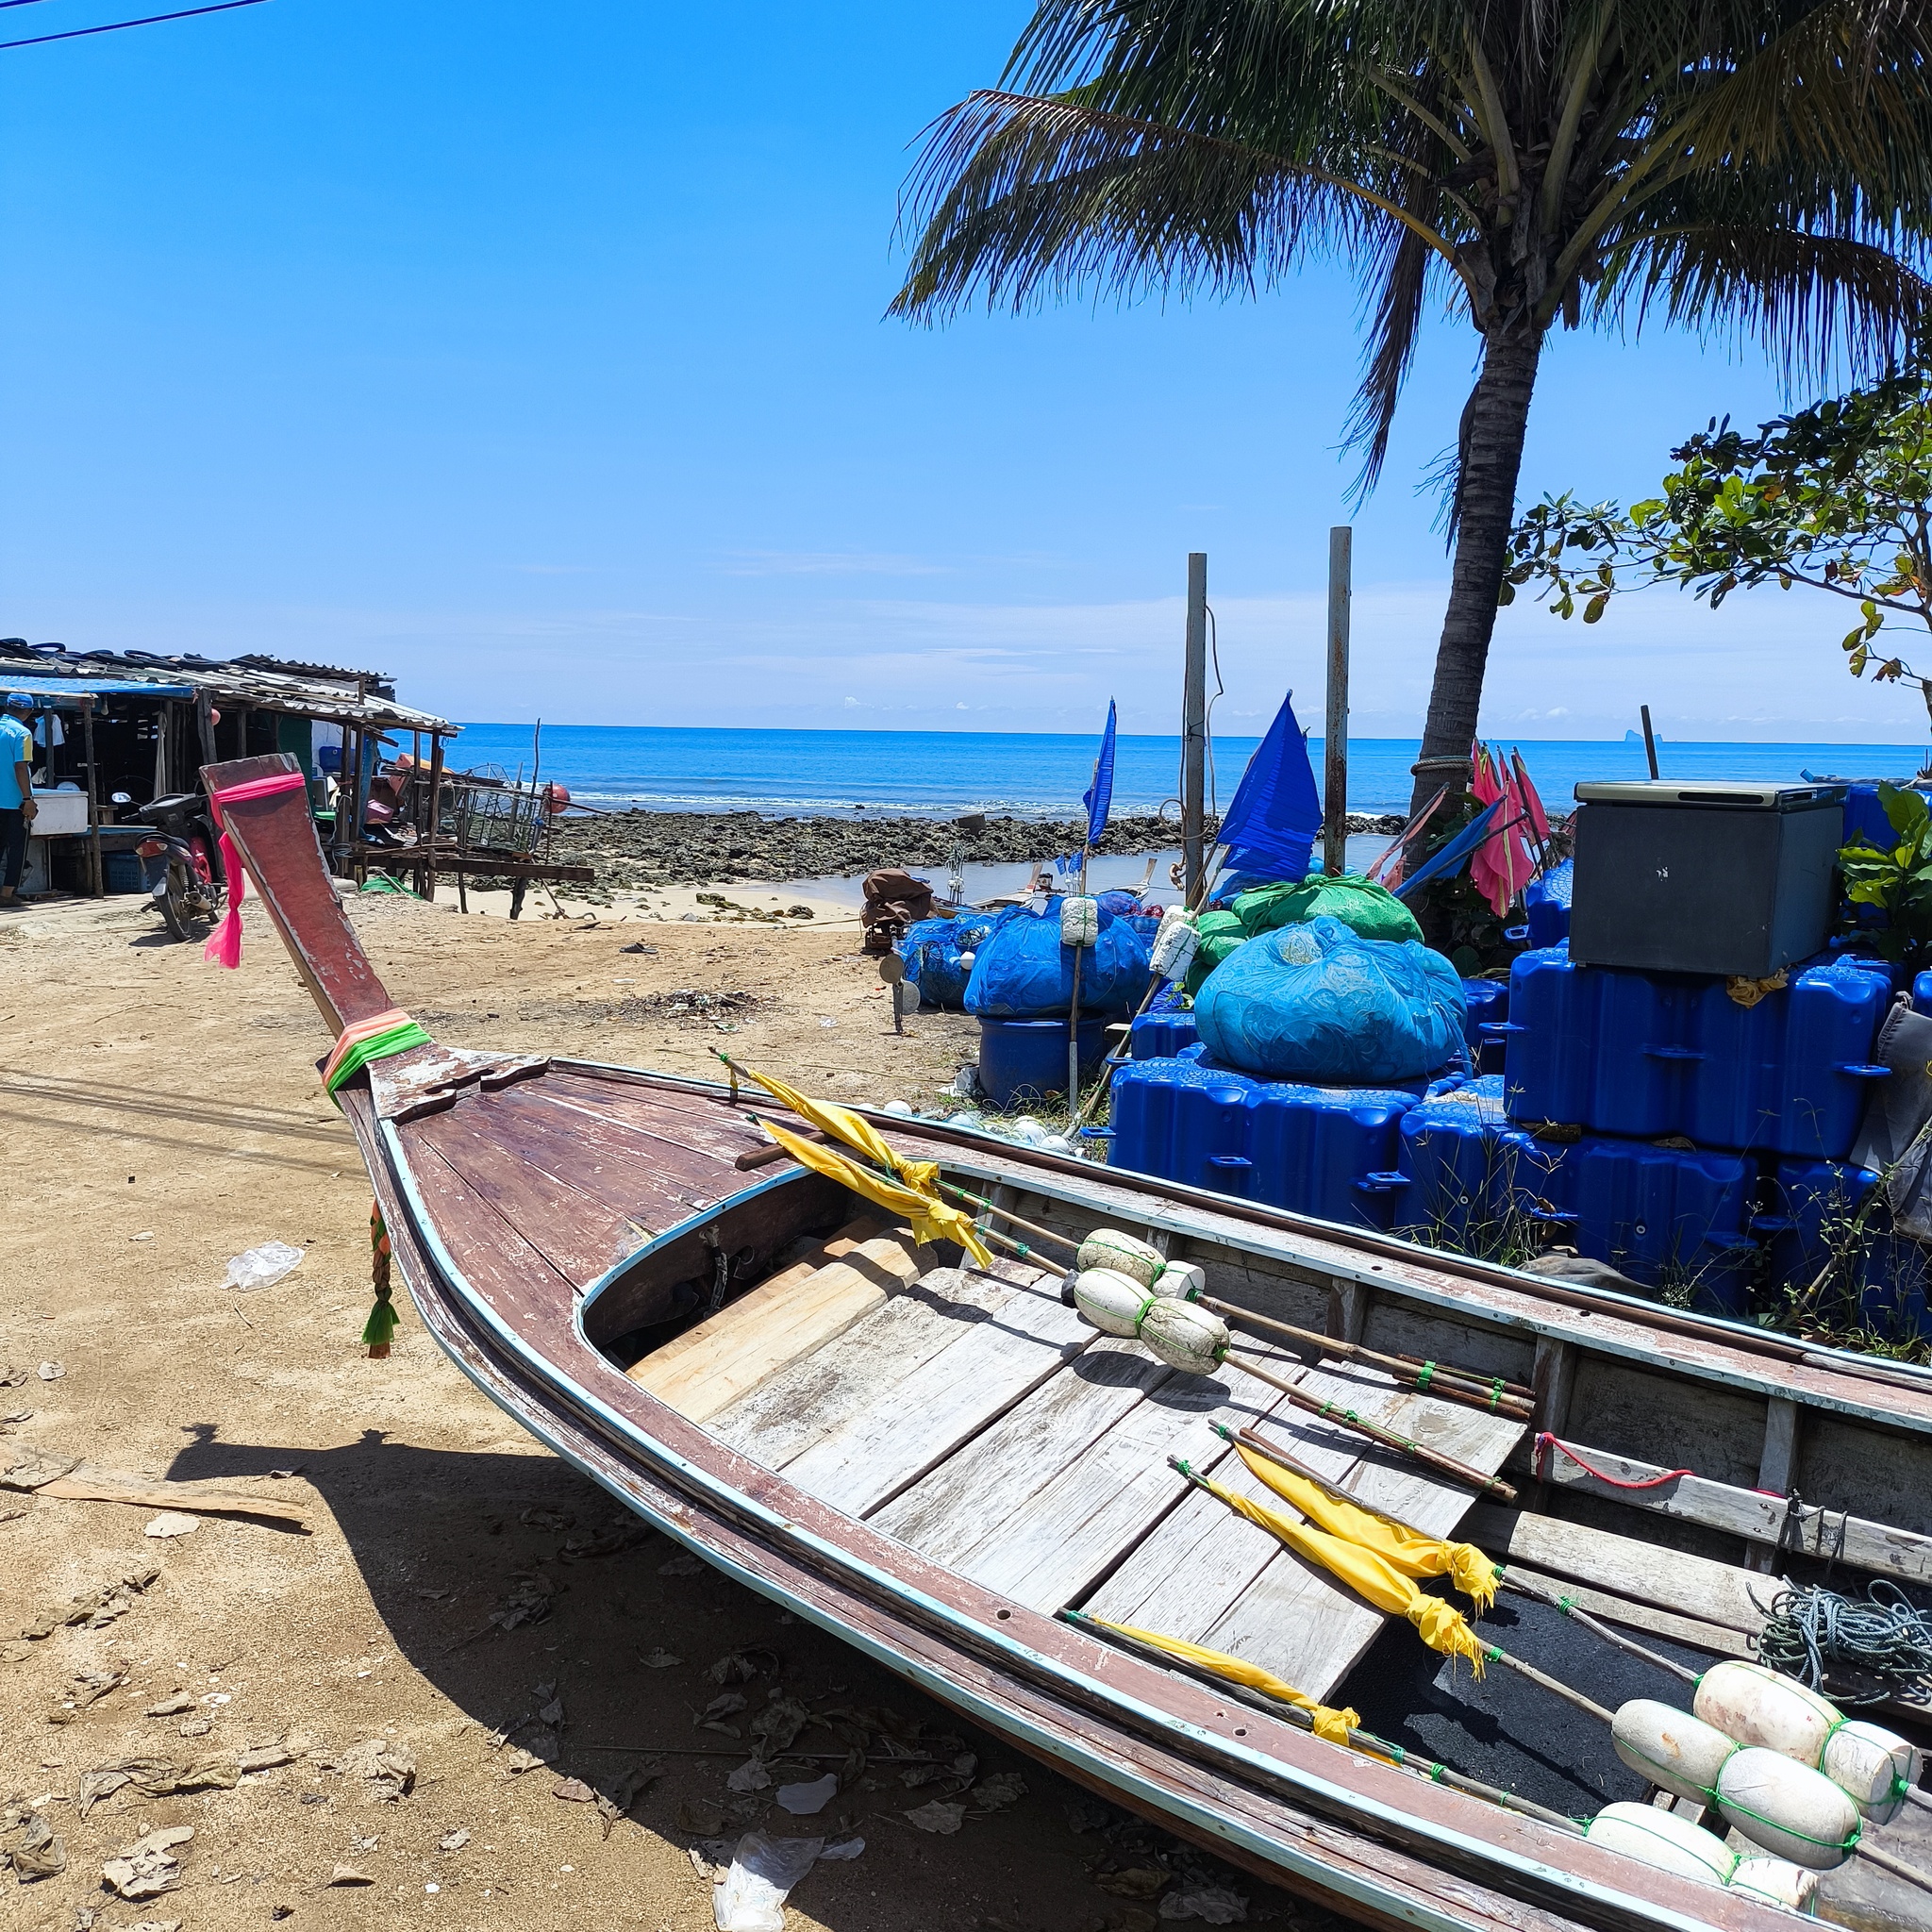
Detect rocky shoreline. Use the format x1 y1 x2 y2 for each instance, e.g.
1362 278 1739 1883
549 808 1404 891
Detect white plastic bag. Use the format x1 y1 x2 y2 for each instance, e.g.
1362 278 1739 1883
713 1833 824 1932
225 1241 305 1292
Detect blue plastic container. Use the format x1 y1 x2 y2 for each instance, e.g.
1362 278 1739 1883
1393 1074 1520 1249
1914 970 1932 1020
1108 1057 1416 1229
1843 782 1897 856
1459 978 1509 1075
1758 1157 1930 1340
1523 858 1573 949
1501 943 1888 1157
977 1015 1112 1108
1131 1009 1199 1060
1510 1132 1758 1314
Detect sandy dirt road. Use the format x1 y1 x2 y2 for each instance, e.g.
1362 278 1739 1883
0 889 1319 1932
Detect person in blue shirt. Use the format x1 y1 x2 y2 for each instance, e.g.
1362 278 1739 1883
0 693 39 907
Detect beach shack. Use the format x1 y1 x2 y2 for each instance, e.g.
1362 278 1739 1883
0 640 456 895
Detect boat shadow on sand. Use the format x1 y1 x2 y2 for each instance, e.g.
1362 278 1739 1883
162 1420 1180 1916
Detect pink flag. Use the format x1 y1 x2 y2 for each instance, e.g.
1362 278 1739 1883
1511 748 1552 848
1469 741 1530 918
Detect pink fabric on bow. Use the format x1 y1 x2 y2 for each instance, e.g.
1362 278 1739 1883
203 772 310 969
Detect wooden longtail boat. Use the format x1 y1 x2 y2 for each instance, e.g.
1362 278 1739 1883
211 752 1932 1932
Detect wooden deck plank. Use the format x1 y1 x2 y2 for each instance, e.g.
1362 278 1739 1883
777 1271 1096 1518
632 1224 925 1423
1466 1503 1777 1636
408 1108 643 1286
710 1263 1024 1474
961 1345 1312 1614
1080 1358 1366 1636
869 1339 1171 1564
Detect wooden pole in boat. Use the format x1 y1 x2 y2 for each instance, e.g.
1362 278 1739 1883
1324 525 1351 878
1059 1609 1582 1833
1202 1367 1518 1502
1181 552 1208 902
937 1181 1533 1414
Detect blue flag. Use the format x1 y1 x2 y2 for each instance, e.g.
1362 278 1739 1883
1082 699 1117 848
1217 692 1322 884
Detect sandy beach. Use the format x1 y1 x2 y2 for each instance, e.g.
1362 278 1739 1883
0 886 1318 1932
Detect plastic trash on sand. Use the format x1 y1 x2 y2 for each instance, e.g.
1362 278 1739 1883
225 1241 305 1292
713 1832 824 1932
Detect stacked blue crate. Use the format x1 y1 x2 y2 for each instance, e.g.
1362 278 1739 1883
1759 1158 1931 1339
1107 1056 1416 1229
1459 978 1509 1075
1498 942 1889 1155
1394 1074 1758 1311
1130 1009 1198 1060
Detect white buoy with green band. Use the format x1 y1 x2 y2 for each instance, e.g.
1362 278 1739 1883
1694 1659 1921 1824
1729 1855 1819 1913
1611 1700 1739 1808
1075 1229 1165 1289
1716 1746 1862 1870
1074 1268 1158 1338
1582 1804 1737 1887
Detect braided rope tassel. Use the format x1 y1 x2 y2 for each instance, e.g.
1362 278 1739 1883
363 1200 397 1357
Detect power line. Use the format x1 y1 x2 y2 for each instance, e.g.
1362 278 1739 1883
0 0 269 50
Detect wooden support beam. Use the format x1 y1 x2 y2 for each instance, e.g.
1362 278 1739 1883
1748 1397 1801 1574
1530 1337 1575 1438
1328 1280 1368 1345
1512 1433 1932 1585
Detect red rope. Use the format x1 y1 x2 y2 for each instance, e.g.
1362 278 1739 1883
1536 1432 1692 1489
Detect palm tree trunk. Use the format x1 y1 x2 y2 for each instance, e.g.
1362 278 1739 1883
1408 325 1544 818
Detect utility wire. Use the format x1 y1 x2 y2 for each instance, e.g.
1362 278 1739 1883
0 0 267 50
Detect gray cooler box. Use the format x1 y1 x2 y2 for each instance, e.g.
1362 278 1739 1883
1568 779 1846 978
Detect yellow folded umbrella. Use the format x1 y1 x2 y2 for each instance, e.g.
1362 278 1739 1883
1087 1616 1360 1743
1233 1441 1500 1610
758 1120 993 1267
738 1062 942 1195
1192 1465 1490 1677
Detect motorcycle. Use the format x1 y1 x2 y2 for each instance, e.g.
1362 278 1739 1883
132 792 225 941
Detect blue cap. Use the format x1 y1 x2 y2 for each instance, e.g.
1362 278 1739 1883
3 693 34 711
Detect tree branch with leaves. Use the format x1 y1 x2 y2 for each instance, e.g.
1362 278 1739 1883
1502 365 1932 715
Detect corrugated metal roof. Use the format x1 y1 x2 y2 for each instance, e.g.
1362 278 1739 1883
0 673 197 702
0 646 454 734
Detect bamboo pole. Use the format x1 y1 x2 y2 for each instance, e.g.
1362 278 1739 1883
937 1180 1532 1415
1060 1609 1581 1833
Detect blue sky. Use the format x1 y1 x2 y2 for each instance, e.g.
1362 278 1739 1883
0 1 1922 744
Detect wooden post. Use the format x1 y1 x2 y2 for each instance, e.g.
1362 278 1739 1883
193 690 218 775
1324 525 1352 876
424 732 445 904
80 697 104 896
154 700 171 798
1181 553 1208 901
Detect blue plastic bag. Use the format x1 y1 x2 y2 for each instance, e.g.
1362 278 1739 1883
1193 915 1465 1084
964 897 1152 1018
898 914 994 1010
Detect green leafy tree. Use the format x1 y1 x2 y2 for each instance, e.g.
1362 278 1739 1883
1505 365 1932 717
891 0 1932 814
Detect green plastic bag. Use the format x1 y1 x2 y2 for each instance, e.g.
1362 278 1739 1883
1184 909 1248 997
1232 874 1422 946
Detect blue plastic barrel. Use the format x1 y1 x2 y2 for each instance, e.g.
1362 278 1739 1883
977 1016 1112 1109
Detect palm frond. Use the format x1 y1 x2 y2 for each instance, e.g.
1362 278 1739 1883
891 89 1403 321
1593 224 1932 386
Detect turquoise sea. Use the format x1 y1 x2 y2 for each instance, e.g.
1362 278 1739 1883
450 724 1931 820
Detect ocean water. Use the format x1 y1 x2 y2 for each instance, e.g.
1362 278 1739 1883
450 723 1931 820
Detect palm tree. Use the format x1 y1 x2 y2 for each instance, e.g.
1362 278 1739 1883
891 0 1932 814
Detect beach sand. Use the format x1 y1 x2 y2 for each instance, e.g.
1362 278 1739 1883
0 889 1315 1932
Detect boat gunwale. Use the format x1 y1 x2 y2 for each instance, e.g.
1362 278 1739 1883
367 1086 1784 1932
544 1057 1932 1440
